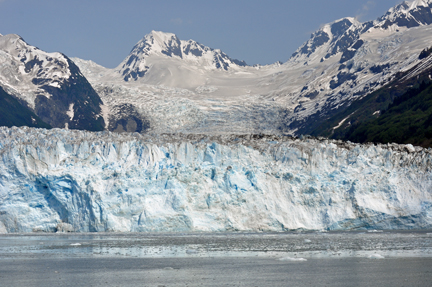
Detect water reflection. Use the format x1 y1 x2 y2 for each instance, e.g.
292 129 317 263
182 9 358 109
0 231 431 260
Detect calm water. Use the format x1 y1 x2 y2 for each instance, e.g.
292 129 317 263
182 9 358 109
1 231 432 286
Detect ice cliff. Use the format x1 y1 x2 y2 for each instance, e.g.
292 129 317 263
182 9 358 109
0 127 431 233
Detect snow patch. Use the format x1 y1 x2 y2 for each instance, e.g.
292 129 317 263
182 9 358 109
66 103 74 121
48 82 61 88
333 116 350 130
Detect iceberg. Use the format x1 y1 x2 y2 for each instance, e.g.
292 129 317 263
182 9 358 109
0 127 431 233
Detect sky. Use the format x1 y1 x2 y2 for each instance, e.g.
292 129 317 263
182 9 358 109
0 0 403 68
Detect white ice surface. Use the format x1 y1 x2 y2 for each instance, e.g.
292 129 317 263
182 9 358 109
73 23 432 135
0 127 431 233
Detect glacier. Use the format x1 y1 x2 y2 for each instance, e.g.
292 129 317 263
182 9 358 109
0 126 431 233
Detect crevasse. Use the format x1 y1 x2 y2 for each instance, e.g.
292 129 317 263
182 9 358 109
0 127 431 233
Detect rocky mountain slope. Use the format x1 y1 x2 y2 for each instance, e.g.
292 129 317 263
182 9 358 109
118 30 247 82
308 46 432 146
0 34 105 131
0 86 50 129
1 0 432 140
69 0 432 136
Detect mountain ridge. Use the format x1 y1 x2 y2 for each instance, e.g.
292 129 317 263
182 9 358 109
117 30 248 82
2 0 432 144
0 34 105 131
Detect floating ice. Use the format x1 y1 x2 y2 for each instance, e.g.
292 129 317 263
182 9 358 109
279 257 308 262
367 254 385 259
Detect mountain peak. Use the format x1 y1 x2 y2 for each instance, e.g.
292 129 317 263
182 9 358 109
148 30 177 40
377 0 432 29
388 0 431 13
407 0 432 9
138 30 182 58
0 34 24 46
117 31 247 82
289 17 362 63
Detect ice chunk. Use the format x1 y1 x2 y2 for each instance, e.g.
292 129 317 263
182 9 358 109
367 254 385 259
279 257 308 262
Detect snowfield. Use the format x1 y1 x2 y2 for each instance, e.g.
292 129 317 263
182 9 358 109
73 22 432 135
0 127 431 233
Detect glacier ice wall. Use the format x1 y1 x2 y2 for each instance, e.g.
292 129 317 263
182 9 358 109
0 127 431 233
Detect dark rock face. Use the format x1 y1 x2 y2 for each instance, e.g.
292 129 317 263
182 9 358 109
331 19 353 38
330 72 357 89
0 86 51 128
122 66 149 82
23 57 44 73
108 104 150 133
161 37 182 58
34 58 105 131
183 42 204 57
340 40 364 63
370 64 391 74
292 30 330 58
419 47 432 60
329 29 358 57
121 50 150 82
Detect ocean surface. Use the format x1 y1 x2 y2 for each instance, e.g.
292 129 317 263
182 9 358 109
1 231 432 286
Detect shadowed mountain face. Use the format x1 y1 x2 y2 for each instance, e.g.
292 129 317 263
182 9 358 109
0 86 51 129
0 34 105 131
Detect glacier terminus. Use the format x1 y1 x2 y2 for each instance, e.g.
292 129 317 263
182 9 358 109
0 127 431 233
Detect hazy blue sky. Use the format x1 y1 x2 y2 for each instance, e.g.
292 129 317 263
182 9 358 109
0 0 402 68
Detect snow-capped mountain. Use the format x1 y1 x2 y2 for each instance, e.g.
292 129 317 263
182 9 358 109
376 0 432 29
289 17 367 64
2 0 432 234
271 0 432 134
1 127 431 233
0 34 105 131
290 0 432 65
117 30 247 82
70 0 432 136
2 0 432 137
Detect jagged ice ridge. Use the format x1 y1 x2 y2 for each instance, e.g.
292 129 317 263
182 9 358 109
0 127 431 233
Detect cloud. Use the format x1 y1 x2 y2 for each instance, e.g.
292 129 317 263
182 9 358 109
356 1 376 21
171 18 183 25
362 0 376 12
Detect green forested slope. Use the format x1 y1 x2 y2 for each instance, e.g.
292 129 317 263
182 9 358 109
344 82 432 147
